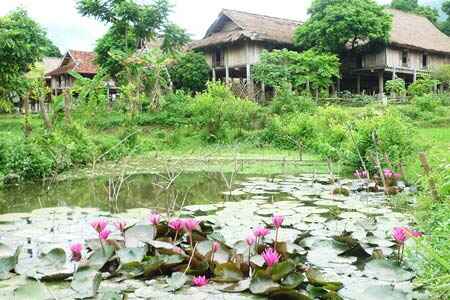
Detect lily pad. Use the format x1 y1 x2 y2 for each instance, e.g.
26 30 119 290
87 245 115 271
166 272 187 291
13 280 51 300
364 259 414 282
0 244 20 280
271 260 295 282
306 269 343 291
269 289 312 300
281 272 305 289
117 247 146 264
71 266 101 299
125 225 156 248
17 248 72 281
220 278 251 293
214 262 244 283
250 270 280 295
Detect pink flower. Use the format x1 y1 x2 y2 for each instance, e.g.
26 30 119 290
392 227 407 243
272 215 284 229
149 213 160 226
212 242 220 253
192 275 208 287
169 219 184 232
114 221 127 233
70 243 83 262
394 173 402 180
90 219 107 233
99 229 111 241
384 169 394 178
253 226 270 238
262 248 280 267
183 218 200 232
354 170 368 179
246 234 256 246
411 230 423 238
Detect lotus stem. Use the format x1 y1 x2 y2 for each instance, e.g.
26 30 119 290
274 228 279 249
174 231 179 244
99 239 105 256
184 242 198 275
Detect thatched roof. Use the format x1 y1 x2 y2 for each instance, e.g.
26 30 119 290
46 50 97 76
42 57 62 78
387 9 450 54
191 9 302 49
191 8 450 55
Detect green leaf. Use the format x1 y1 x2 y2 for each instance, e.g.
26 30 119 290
281 272 305 289
87 245 115 271
71 265 101 299
363 259 414 282
306 269 343 291
270 289 312 300
249 270 280 295
143 256 164 277
117 246 146 264
271 260 296 282
0 244 20 280
13 280 51 300
213 262 244 283
119 261 144 278
166 272 187 292
219 278 251 293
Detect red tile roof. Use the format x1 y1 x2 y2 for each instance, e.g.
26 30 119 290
46 50 97 76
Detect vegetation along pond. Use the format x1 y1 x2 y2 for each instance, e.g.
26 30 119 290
0 172 426 299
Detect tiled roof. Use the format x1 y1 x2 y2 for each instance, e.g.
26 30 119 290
46 50 97 76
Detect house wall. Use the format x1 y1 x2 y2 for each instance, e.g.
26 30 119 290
362 49 386 68
385 47 450 70
204 42 267 68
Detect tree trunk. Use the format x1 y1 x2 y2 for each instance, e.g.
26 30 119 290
39 97 52 130
22 94 32 137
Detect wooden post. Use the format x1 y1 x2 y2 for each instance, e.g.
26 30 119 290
261 82 266 102
246 64 254 99
393 67 397 79
212 68 216 81
419 152 440 202
356 75 361 94
225 65 230 84
378 70 384 99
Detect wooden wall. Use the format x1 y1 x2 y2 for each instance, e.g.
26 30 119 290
385 47 450 70
205 42 266 68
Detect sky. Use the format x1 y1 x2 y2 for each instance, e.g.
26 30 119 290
0 0 396 52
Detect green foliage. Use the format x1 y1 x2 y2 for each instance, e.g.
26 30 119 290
41 36 62 57
252 49 340 93
385 78 406 96
413 94 442 112
431 64 450 86
391 0 440 24
408 74 439 97
0 8 48 102
294 0 392 53
270 86 317 115
169 52 210 93
390 0 418 11
190 82 260 142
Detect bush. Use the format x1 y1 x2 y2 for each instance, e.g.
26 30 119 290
169 51 210 93
190 82 260 142
413 94 442 112
385 78 406 96
408 74 438 97
270 86 316 115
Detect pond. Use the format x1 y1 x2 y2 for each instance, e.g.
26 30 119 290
0 172 425 299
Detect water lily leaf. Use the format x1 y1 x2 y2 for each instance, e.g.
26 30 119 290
281 272 305 289
219 278 251 293
143 256 164 277
214 262 244 283
87 245 115 271
124 225 156 248
355 284 409 300
269 289 312 300
364 259 414 282
13 280 51 300
147 240 175 251
71 266 101 299
306 269 343 291
250 270 280 295
250 255 265 267
184 259 209 276
159 254 186 268
100 290 123 300
18 248 72 281
338 244 371 259
197 240 230 264
0 244 20 280
166 272 187 291
119 261 144 278
271 260 295 282
117 247 146 264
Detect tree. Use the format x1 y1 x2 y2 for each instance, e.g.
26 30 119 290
253 49 340 94
77 0 189 77
390 0 440 24
294 0 392 53
169 52 210 93
442 0 450 35
42 36 62 57
0 8 47 119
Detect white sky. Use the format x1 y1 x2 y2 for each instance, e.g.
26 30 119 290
0 0 393 52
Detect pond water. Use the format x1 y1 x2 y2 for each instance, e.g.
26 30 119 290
0 173 425 299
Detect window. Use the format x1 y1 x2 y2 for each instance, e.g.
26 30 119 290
213 49 224 67
401 50 409 66
422 53 428 69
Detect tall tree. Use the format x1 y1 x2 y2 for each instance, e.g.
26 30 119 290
442 0 450 35
77 0 189 77
42 36 62 57
390 0 418 12
294 0 392 54
390 0 440 24
0 8 47 115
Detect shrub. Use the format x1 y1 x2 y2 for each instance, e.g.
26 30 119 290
270 86 316 115
408 74 439 97
169 51 210 93
190 82 260 142
414 94 442 112
385 78 406 96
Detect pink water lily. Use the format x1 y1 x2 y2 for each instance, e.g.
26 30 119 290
192 275 208 287
273 215 284 229
70 243 83 262
169 218 184 232
245 234 256 246
114 221 127 233
411 230 423 238
384 169 394 178
253 227 270 238
183 219 200 232
99 229 111 241
262 248 280 268
392 227 408 243
91 219 108 233
149 213 161 226
212 242 220 253
354 170 368 179
392 226 423 264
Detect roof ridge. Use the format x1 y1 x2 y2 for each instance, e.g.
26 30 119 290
221 8 302 24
